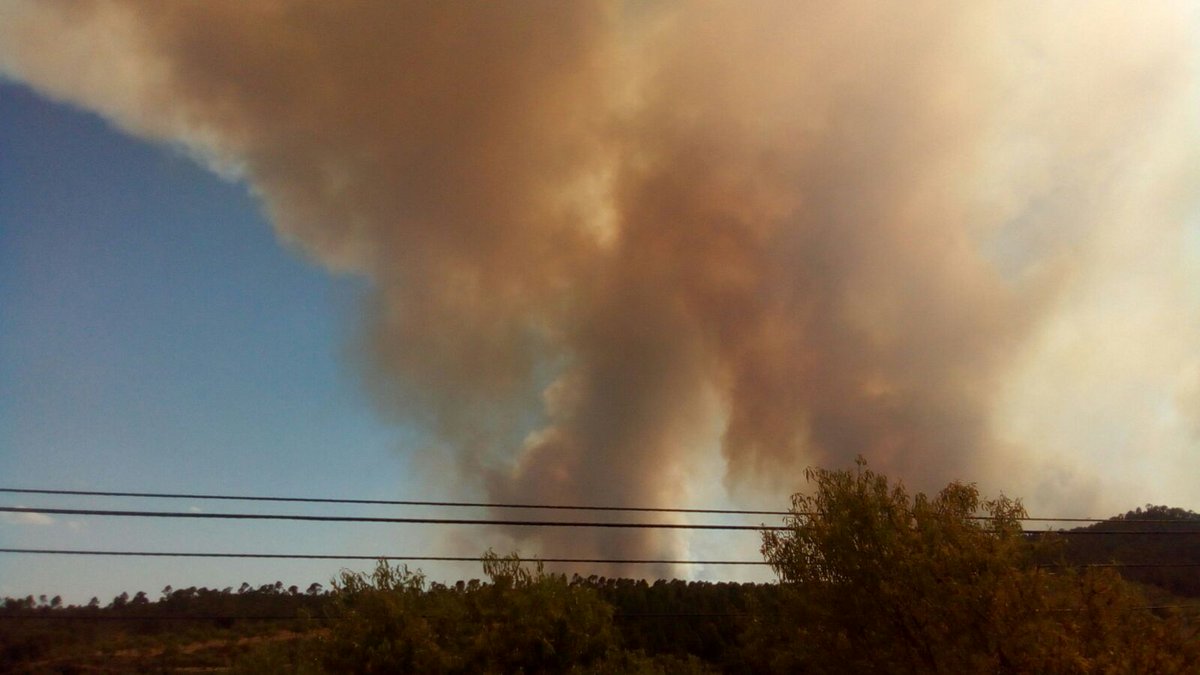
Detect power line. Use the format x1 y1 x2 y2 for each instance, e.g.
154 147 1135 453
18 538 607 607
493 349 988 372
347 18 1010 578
1040 604 1200 614
4 548 1198 569
5 486 1189 524
1026 530 1200 536
4 505 1200 534
0 506 784 530
0 548 769 565
0 487 788 517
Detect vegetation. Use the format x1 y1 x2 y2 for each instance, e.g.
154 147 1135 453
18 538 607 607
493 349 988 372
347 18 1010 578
316 552 619 673
0 582 323 673
3 462 1198 672
1062 504 1200 598
756 459 1200 673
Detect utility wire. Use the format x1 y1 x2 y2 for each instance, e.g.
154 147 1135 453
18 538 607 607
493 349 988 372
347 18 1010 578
3 505 1199 534
0 548 769 565
0 506 784 530
4 548 1200 569
0 487 788 517
5 486 1188 524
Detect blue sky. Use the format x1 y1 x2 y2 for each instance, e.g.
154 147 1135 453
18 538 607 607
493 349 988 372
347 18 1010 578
0 82 446 603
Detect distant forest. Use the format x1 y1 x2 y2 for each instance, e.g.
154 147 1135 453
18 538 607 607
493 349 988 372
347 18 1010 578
4 465 1199 673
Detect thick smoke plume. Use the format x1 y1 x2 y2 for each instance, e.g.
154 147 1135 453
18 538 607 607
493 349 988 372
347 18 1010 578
4 2 1199 568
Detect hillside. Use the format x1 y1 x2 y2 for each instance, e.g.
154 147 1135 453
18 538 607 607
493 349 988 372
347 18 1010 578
1062 505 1200 598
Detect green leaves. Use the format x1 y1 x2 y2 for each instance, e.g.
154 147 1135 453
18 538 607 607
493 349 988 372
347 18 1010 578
759 459 1200 674
320 555 617 673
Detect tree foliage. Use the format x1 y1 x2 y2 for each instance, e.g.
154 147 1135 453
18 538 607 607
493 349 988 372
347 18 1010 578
319 552 618 673
758 458 1200 673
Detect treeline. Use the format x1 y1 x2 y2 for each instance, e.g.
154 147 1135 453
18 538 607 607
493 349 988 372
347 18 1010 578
3 579 328 618
3 463 1200 673
1062 504 1200 598
0 582 326 672
0 567 776 673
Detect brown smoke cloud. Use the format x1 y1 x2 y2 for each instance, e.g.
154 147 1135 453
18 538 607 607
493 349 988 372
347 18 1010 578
4 1 1199 568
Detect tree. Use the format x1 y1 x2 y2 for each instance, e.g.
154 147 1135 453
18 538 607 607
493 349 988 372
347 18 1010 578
320 560 449 672
757 458 1200 674
319 554 618 673
468 551 617 672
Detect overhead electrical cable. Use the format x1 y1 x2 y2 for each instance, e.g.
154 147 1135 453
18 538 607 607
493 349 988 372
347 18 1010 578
0 487 788 516
2 548 1198 569
2 505 1199 535
0 548 769 565
4 486 1189 524
0 505 786 530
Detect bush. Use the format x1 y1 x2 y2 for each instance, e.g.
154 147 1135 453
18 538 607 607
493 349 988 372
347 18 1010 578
756 458 1200 674
317 553 617 673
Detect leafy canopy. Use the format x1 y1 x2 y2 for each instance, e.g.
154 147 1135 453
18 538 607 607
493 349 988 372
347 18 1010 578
758 458 1199 674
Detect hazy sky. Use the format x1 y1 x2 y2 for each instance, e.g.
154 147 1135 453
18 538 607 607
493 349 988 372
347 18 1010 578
3 2 1200 603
